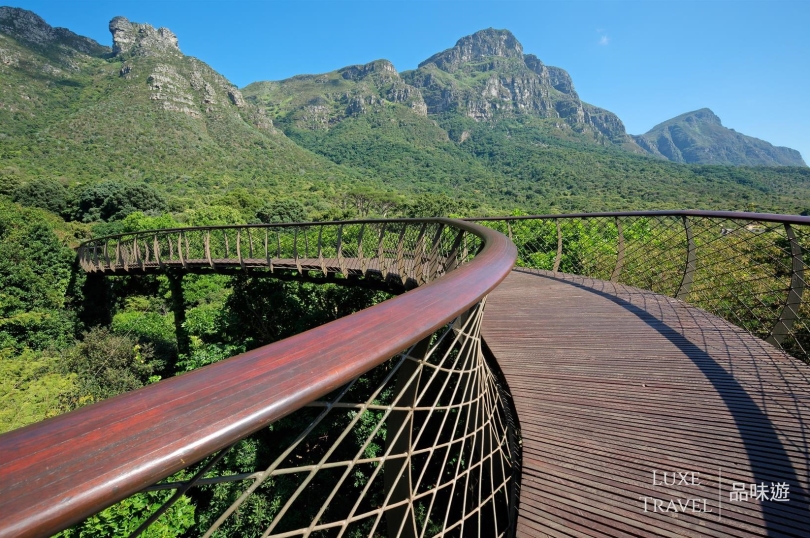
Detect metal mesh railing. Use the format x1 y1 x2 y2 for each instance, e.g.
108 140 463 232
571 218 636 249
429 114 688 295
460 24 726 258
133 300 514 538
0 219 517 538
470 211 810 362
76 220 481 292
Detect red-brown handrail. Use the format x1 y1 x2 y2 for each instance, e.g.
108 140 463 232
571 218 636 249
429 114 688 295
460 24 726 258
0 218 516 538
466 209 810 225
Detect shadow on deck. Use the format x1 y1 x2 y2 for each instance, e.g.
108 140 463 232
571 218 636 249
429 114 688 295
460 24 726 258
483 270 810 537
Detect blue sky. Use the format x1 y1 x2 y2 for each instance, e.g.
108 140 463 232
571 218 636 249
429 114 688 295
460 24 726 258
6 0 810 162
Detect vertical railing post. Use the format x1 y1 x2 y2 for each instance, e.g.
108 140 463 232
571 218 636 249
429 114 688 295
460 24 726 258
237 229 244 270
154 234 163 270
357 223 367 273
426 224 446 283
553 219 563 273
264 229 271 270
178 232 187 269
444 229 466 273
395 223 407 282
384 337 430 538
205 230 214 268
676 216 697 300
317 225 327 276
611 217 625 282
294 228 302 275
117 239 125 271
132 236 141 271
768 223 805 346
374 223 389 278
336 224 346 276
411 223 428 286
184 232 191 266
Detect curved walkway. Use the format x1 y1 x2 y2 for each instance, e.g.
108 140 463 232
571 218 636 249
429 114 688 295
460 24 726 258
482 270 810 537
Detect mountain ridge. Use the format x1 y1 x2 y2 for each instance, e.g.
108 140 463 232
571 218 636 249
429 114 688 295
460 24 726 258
633 108 806 167
2 7 809 219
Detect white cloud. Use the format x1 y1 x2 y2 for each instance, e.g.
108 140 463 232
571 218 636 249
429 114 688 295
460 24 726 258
599 35 610 46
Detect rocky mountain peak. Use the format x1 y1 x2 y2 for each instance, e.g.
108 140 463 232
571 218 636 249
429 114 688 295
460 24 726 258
418 28 523 72
0 6 107 55
656 108 722 130
109 16 179 57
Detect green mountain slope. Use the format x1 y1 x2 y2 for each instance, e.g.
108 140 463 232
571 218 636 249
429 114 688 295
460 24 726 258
0 8 365 200
243 60 516 201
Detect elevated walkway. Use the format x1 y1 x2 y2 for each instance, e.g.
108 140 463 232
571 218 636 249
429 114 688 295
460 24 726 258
483 270 810 537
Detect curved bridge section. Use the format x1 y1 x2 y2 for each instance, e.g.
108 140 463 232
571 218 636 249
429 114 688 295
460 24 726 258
1 211 809 538
469 211 810 537
77 219 481 293
0 219 518 538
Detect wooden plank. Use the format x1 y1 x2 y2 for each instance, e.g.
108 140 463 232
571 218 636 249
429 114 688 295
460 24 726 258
483 271 810 537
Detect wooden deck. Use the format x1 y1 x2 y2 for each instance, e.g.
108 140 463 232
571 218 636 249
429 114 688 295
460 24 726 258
482 270 810 537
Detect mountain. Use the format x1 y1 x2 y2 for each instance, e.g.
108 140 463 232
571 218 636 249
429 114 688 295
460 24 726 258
0 6 107 57
242 57 513 198
2 8 810 217
245 29 643 151
633 108 806 166
0 7 365 206
402 28 641 150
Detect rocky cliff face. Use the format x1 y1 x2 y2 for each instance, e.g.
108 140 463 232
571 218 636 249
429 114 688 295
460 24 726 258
401 29 634 146
633 108 807 166
105 17 270 129
245 28 634 146
418 28 524 72
0 6 108 61
109 16 179 57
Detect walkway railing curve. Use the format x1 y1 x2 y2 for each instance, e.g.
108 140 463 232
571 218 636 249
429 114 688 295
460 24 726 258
0 219 518 538
77 218 487 292
469 210 810 362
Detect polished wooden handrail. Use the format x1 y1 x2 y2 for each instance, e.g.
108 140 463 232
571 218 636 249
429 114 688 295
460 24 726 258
0 218 516 538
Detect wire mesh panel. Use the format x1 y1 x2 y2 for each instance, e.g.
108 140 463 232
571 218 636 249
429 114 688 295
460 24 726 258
114 300 515 538
470 212 810 363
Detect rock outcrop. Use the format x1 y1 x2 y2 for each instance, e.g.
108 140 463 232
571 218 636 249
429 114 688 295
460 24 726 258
102 18 270 126
418 28 524 72
109 16 180 57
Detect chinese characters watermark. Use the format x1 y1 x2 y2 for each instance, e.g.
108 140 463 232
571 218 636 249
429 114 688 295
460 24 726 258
729 481 789 502
640 470 790 520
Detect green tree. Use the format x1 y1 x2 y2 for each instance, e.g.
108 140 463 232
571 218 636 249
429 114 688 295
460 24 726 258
0 200 77 351
59 327 158 409
186 205 246 227
11 178 71 215
256 198 307 224
73 181 168 222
